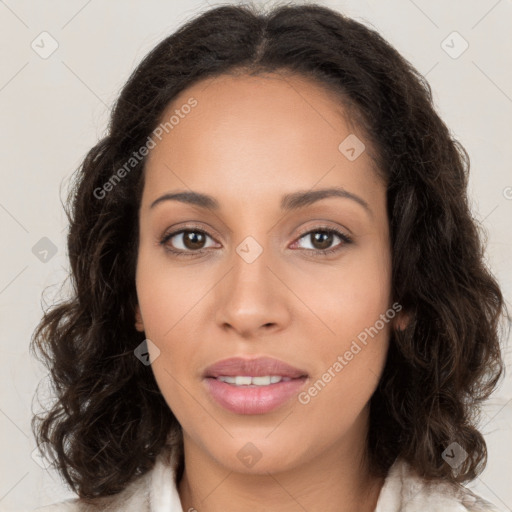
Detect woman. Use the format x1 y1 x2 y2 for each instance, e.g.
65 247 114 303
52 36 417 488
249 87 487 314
31 3 510 511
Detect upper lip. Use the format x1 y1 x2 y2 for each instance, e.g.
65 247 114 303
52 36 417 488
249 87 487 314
203 357 308 379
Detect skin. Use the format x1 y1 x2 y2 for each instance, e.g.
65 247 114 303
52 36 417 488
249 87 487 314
134 72 404 512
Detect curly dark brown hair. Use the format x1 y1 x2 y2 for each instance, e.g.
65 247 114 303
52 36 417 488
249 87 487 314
30 1 510 500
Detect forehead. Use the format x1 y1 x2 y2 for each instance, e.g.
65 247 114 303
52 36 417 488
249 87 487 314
142 72 383 210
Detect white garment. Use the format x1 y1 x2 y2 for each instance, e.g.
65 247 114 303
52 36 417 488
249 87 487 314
34 448 503 512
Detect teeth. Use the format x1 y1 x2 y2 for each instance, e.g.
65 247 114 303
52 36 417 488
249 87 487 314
216 375 292 386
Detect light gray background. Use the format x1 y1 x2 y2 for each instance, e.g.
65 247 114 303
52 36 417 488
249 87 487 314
0 0 511 510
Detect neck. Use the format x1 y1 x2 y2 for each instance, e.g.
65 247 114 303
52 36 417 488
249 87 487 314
177 417 384 512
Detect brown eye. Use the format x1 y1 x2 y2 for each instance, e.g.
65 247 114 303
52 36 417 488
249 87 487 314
181 230 207 250
160 228 217 255
309 231 335 250
293 227 353 256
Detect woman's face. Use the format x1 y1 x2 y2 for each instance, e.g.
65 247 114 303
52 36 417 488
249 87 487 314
135 72 396 474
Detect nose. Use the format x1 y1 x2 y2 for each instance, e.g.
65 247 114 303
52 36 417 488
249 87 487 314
214 243 291 339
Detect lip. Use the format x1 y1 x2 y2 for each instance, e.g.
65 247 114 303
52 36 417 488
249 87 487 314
202 356 308 379
202 356 309 415
204 377 308 415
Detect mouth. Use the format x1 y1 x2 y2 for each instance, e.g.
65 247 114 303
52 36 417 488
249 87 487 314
202 356 309 415
213 375 297 386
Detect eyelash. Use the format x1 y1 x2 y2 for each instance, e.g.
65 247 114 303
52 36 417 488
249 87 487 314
159 224 353 258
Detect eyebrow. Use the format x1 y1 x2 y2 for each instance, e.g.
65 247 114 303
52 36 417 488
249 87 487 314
149 187 372 217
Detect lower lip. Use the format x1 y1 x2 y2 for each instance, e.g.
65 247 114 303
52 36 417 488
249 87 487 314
204 377 308 415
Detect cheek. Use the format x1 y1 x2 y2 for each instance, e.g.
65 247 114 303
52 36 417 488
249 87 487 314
135 248 207 340
135 248 206 385
297 308 391 434
291 242 392 343
293 244 392 406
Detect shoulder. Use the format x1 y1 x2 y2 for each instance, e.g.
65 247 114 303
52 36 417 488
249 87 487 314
33 466 153 512
376 458 504 512
33 443 183 512
32 445 182 512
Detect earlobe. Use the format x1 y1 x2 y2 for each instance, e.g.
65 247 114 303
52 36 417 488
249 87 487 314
393 310 411 332
134 304 145 332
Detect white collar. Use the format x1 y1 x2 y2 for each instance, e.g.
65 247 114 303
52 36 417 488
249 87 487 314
148 448 501 512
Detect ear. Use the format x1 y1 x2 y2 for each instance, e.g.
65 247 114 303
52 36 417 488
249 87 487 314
134 304 145 332
393 309 411 332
